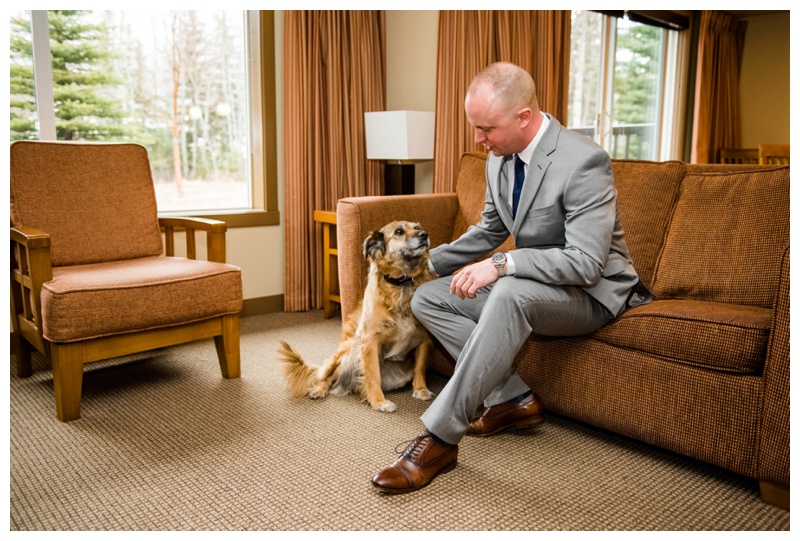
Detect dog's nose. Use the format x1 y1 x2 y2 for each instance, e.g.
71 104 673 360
419 231 428 240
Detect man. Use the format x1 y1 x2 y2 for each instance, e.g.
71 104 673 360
371 62 647 494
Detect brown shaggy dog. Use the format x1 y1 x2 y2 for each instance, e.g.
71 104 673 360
277 221 434 412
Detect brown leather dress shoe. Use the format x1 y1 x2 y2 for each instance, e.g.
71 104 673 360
371 432 458 494
466 392 544 437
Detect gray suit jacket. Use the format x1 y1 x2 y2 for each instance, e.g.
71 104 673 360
430 115 644 317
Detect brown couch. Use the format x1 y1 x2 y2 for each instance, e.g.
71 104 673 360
336 152 790 509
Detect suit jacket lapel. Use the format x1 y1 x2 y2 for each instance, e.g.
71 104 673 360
487 154 515 228
512 115 560 235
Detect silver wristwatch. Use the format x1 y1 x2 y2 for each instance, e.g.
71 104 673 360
491 252 507 277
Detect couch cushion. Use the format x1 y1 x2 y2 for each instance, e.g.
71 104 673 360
452 152 490 241
10 141 164 266
611 160 685 290
592 299 772 374
651 166 789 308
41 256 242 342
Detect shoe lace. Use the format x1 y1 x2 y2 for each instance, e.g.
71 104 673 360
394 432 432 459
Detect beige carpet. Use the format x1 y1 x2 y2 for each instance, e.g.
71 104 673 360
9 311 790 531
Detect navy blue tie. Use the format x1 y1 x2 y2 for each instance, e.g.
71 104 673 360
512 154 525 218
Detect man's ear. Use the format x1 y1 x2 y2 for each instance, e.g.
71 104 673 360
518 107 532 128
363 230 386 261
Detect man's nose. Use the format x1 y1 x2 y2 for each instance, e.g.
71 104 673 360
474 129 486 143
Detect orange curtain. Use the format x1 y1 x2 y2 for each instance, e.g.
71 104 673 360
691 11 748 164
433 11 571 192
283 11 386 311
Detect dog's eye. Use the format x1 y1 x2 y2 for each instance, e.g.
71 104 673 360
394 228 404 236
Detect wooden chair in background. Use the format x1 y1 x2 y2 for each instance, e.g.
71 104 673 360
758 143 790 165
719 148 758 164
10 141 243 421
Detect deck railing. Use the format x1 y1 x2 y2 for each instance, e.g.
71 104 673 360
570 123 657 160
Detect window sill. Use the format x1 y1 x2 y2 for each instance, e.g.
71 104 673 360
158 209 280 228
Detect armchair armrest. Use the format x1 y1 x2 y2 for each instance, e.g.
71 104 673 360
336 193 459 319
758 244 790 502
10 226 53 371
159 216 228 263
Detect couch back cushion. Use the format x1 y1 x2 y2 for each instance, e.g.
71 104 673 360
10 141 164 267
453 152 515 254
611 160 685 289
651 165 789 308
452 152 489 240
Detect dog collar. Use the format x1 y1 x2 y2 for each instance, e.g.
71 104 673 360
384 274 414 287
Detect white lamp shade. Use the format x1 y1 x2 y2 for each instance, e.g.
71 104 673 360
364 111 435 162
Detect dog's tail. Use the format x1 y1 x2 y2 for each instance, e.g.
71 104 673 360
276 340 319 397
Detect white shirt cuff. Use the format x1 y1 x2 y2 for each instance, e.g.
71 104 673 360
505 253 516 275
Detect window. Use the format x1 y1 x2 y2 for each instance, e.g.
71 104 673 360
568 10 689 161
9 10 278 225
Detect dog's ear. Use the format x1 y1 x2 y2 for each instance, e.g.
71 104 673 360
363 230 386 261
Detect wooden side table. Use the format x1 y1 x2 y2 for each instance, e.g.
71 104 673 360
313 210 340 318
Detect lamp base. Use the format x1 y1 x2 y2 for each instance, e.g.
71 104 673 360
384 163 415 195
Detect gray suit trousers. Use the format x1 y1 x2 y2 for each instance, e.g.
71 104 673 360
412 275 614 445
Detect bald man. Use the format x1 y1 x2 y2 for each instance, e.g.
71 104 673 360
371 62 647 494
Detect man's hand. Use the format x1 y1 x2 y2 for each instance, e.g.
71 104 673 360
450 258 500 300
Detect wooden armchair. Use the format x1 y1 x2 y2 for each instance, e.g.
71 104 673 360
10 141 243 422
758 143 790 165
719 148 758 164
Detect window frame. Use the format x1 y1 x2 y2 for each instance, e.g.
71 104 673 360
568 10 689 162
25 9 279 228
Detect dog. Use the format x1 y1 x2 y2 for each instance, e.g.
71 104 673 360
277 220 435 412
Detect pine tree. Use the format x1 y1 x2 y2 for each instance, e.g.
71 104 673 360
10 14 38 140
613 22 662 126
9 10 132 141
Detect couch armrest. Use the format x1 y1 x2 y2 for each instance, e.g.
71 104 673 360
159 216 228 263
336 193 459 319
758 245 789 494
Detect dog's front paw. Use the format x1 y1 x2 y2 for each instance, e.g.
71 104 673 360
413 388 435 401
308 385 328 399
373 400 397 413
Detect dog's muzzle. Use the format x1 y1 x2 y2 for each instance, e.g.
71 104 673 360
414 231 430 250
407 234 429 256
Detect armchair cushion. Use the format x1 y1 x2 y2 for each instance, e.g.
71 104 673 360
10 141 164 266
41 256 242 342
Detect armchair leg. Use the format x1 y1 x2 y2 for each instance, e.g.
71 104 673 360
214 314 241 379
12 333 33 378
50 342 84 422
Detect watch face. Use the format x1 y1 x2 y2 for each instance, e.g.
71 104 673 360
492 253 505 264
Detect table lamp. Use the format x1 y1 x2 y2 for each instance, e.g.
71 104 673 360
365 111 435 195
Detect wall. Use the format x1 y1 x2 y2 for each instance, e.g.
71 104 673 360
226 11 285 308
385 11 439 194
738 12 791 147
